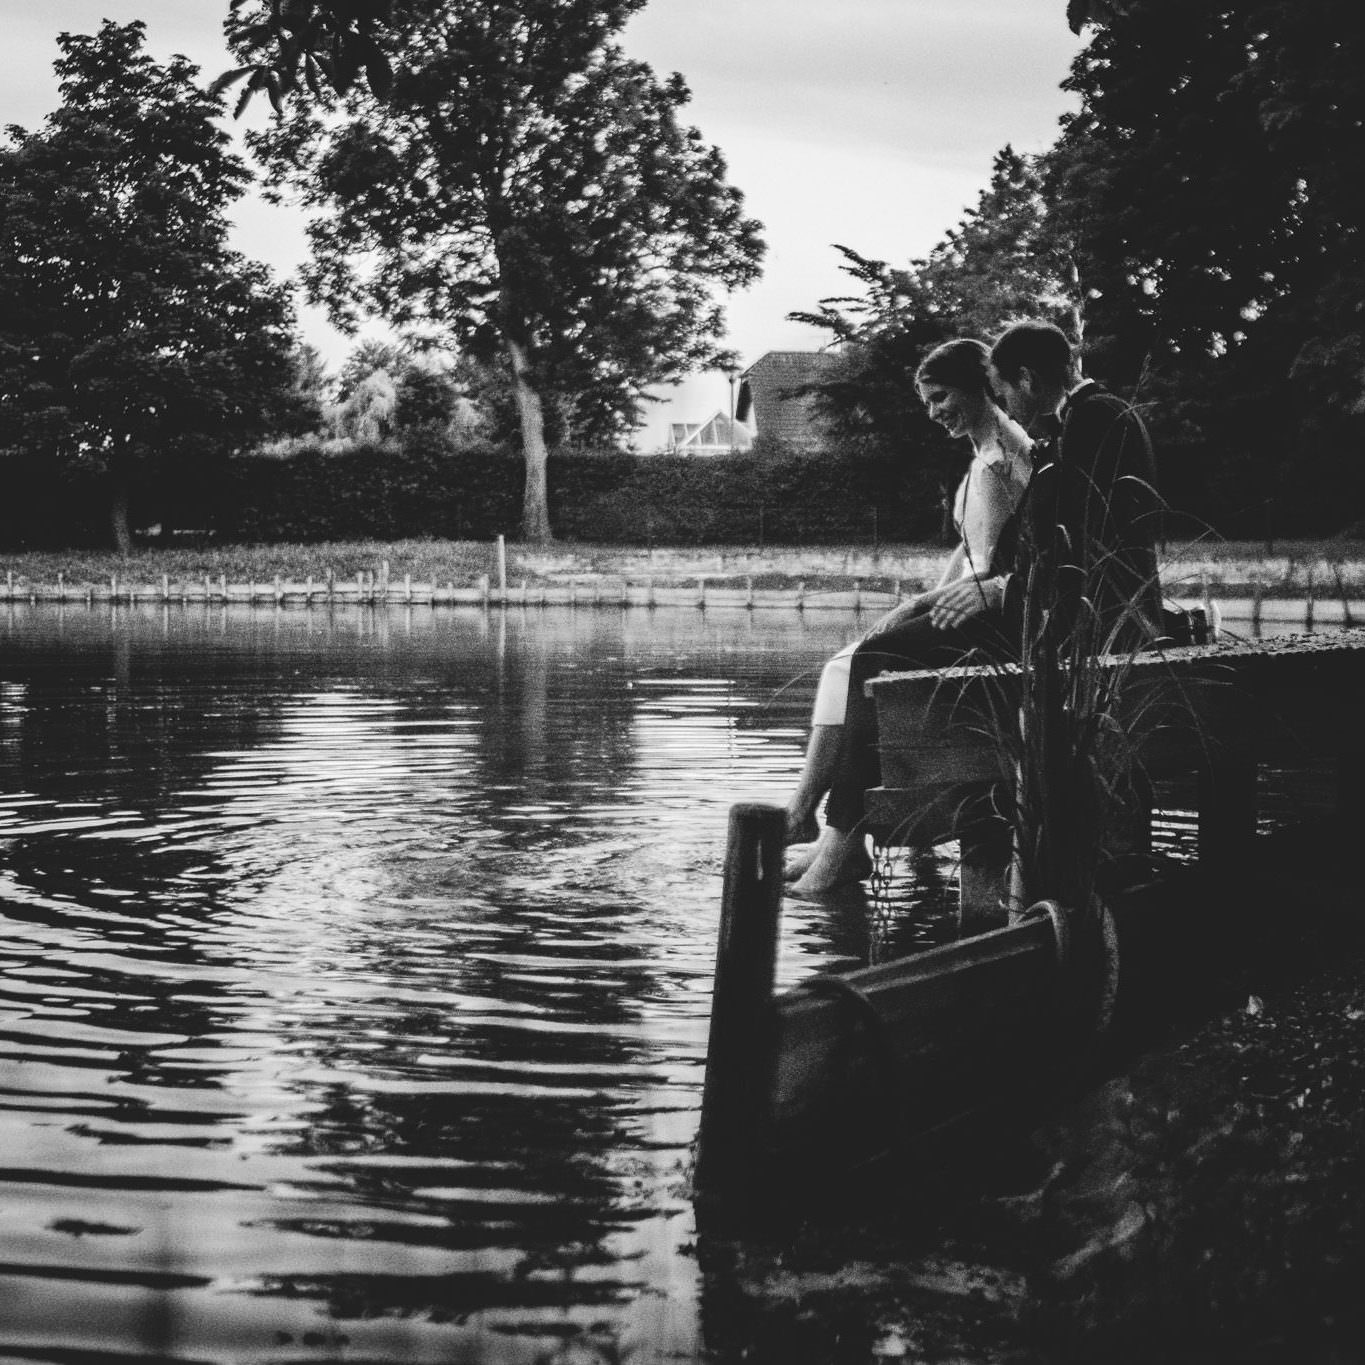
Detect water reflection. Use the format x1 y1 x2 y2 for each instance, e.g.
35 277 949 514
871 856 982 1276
0 601 938 1362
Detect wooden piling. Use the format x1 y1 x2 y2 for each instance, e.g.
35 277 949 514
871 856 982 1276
1305 563 1316 631
696 803 786 1200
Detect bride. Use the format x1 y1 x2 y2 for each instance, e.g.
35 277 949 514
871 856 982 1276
784 337 1033 891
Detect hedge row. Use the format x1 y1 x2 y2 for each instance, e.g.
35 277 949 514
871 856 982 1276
1 437 949 549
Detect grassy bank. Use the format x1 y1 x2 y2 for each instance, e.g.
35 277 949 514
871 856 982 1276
3 537 1365 597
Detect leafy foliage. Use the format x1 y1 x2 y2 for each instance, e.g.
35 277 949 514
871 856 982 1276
220 0 404 111
1044 0 1365 537
0 21 309 551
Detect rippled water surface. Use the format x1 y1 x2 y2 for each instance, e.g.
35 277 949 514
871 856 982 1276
2 601 978 1363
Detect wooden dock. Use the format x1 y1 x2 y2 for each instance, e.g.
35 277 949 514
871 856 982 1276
696 632 1365 1201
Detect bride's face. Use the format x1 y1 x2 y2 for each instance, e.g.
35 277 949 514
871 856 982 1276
916 379 981 438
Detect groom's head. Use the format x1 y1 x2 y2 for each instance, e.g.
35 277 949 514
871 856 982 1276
989 321 1077 430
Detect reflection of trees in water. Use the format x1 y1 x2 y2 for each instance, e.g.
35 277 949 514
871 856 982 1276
0 603 858 1339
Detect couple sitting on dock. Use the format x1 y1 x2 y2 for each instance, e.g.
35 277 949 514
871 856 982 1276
784 320 1164 895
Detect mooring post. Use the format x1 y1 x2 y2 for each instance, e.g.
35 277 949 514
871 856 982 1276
1198 685 1257 879
695 803 785 1203
496 535 507 601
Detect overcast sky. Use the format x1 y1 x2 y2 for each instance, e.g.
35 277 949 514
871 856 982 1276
4 1 1082 448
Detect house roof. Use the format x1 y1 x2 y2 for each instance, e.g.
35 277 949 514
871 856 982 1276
669 411 753 453
735 351 835 447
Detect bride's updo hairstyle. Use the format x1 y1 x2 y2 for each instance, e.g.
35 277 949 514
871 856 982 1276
914 338 994 397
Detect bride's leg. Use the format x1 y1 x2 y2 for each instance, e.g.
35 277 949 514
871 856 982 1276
783 646 855 845
784 722 842 845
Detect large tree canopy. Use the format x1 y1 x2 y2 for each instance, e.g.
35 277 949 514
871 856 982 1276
242 0 765 541
0 21 308 551
1044 0 1365 535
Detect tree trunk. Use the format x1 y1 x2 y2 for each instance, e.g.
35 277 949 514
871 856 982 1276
109 471 133 557
506 338 552 543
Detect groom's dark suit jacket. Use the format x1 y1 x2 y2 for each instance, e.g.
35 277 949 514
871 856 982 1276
1004 380 1163 652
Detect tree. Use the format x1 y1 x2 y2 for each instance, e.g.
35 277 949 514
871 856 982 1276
1045 0 1365 534
0 21 308 552
917 146 1082 344
788 249 961 536
240 0 765 541
336 338 407 400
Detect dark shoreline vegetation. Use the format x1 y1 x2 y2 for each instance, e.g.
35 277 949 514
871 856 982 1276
3 537 1365 600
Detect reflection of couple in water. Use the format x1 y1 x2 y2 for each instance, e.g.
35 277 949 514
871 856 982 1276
785 320 1164 897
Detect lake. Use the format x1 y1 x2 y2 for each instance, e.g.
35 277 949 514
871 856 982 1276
0 601 988 1363
0 599 1311 1362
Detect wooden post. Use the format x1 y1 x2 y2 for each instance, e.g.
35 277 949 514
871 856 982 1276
746 575 754 609
496 535 507 599
853 578 861 613
1251 576 1264 633
305 575 314 605
404 573 413 604
697 577 706 610
695 803 786 1200
110 574 118 603
380 560 390 602
958 818 1013 937
796 581 805 613
1198 729 1257 880
274 575 284 605
1305 563 1315 631
479 573 490 609
161 574 170 603
57 572 65 603
219 574 227 603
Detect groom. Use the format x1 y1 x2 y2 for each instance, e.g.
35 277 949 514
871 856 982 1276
788 320 1163 896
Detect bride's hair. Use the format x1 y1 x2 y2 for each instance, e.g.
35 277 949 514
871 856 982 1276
914 338 994 396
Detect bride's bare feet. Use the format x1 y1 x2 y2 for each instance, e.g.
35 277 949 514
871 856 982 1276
788 827 872 897
783 839 820 881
